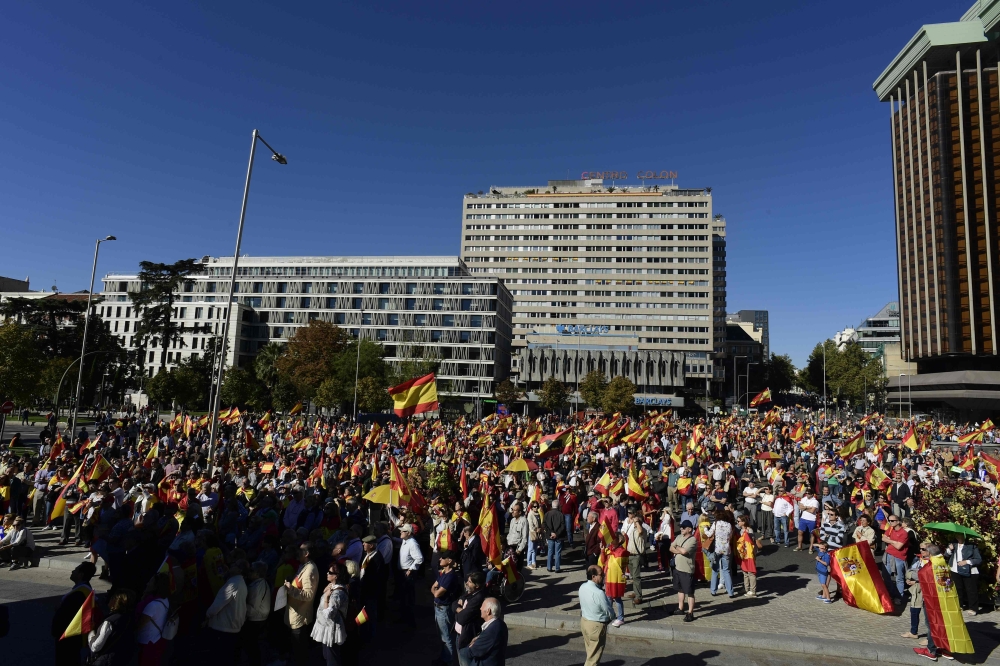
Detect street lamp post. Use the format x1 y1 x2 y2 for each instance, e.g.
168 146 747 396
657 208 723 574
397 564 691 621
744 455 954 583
899 373 911 420
822 342 827 426
353 315 363 420
70 235 116 438
207 130 286 474
744 361 758 412
733 355 746 413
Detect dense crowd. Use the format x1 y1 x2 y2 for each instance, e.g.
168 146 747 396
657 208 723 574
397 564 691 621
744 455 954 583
0 405 995 665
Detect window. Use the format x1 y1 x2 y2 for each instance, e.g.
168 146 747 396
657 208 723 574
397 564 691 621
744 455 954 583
362 313 372 325
460 299 472 311
253 282 263 293
334 313 345 324
303 283 313 294
471 315 483 327
388 313 399 325
378 298 389 309
352 297 362 309
179 308 186 318
462 283 474 295
276 297 286 308
442 314 455 326
379 283 390 294
194 307 203 319
273 326 284 337
414 314 426 325
124 321 130 332
327 297 337 308
432 298 445 311
405 298 416 310
405 283 417 294
353 282 364 294
301 297 311 308
277 282 288 293
246 297 262 308
376 329 388 341
326 283 338 294
283 312 294 323
431 330 442 342
433 283 445 294
207 282 217 293
115 306 122 317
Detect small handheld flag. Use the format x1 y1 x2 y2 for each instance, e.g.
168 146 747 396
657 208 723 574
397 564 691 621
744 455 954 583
60 589 96 640
355 607 369 626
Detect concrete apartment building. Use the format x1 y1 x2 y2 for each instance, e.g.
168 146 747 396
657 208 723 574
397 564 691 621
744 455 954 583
459 177 718 405
99 256 512 405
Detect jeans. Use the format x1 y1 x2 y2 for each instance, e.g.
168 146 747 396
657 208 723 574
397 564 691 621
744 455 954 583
565 514 574 545
773 515 790 545
527 539 537 567
885 554 906 598
400 573 417 626
458 646 473 666
910 607 921 635
434 604 456 664
709 552 734 596
546 539 562 571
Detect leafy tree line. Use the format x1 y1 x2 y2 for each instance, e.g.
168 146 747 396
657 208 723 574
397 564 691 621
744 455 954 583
493 372 639 415
797 339 885 412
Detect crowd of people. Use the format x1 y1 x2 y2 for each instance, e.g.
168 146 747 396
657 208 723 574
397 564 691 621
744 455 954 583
0 405 995 665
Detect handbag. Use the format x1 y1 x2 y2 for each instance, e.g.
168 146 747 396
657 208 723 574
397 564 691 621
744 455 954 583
162 612 180 641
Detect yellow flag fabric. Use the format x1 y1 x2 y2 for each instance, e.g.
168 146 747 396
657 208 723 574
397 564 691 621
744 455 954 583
829 542 893 614
387 373 439 417
837 432 865 459
921 555 974 653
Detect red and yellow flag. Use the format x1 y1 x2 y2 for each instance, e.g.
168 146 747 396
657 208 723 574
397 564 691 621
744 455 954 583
59 589 96 640
865 465 891 492
537 428 572 460
87 454 114 483
475 502 504 567
901 426 918 452
625 462 647 500
387 373 439 417
980 451 1000 482
749 388 772 407
829 541 893 614
920 555 974 653
355 607 369 626
593 470 612 496
288 402 303 416
837 432 865 459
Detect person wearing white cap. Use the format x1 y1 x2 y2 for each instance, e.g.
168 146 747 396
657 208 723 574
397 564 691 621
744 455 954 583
398 523 423 627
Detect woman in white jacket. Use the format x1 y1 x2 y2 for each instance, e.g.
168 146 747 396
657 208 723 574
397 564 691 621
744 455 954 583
311 562 349 666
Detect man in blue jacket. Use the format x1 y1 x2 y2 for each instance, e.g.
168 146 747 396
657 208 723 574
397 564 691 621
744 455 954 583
468 597 507 666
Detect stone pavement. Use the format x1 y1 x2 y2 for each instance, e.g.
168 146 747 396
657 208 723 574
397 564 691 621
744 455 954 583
507 539 1000 664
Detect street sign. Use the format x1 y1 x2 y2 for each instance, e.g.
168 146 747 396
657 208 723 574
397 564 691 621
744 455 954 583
0 401 13 415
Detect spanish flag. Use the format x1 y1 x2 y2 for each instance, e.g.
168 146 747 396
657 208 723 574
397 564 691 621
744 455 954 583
387 373 439 417
87 454 114 483
59 589 96 640
258 411 272 430
475 502 504 567
749 388 772 408
670 440 685 466
143 443 159 468
50 462 86 522
537 428 572 460
829 541 893 614
460 463 469 499
625 462 647 500
865 465 891 492
593 470 612 496
980 451 1000 482
437 525 455 552
790 422 805 443
260 462 274 475
355 607 369 626
695 521 712 582
602 544 629 598
289 402 303 416
837 432 865 459
901 426 918 452
920 555 974 653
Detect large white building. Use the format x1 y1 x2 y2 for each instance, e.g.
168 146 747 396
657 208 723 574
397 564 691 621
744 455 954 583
99 256 512 403
458 178 717 399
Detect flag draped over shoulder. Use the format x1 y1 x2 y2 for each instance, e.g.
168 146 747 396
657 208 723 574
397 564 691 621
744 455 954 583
829 541 893 614
920 554 974 654
387 373 439 417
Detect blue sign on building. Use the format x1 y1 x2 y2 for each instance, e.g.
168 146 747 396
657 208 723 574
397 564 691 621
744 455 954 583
634 396 673 406
556 324 610 336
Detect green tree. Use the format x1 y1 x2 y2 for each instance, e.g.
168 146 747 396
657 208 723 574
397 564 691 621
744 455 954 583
145 368 178 408
393 346 442 386
357 376 392 412
578 371 608 408
538 377 568 414
0 297 88 358
38 357 75 404
275 320 350 399
798 339 884 411
172 365 207 409
762 353 797 394
0 321 44 405
313 377 342 412
494 379 523 408
130 259 206 374
254 342 285 392
219 366 266 408
601 376 637 414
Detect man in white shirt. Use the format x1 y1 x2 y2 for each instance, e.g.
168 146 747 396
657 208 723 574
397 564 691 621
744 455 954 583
771 491 794 547
398 523 423 627
796 490 820 554
204 560 248 661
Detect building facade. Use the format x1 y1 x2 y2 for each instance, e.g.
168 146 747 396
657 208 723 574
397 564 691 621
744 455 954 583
711 216 728 392
855 301 902 355
99 256 512 402
874 2 1000 416
459 178 717 400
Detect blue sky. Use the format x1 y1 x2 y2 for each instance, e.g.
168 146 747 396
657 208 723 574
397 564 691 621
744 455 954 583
0 1 968 366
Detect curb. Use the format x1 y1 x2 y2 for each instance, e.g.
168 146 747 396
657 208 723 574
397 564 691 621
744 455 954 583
504 610 979 665
36 556 87 571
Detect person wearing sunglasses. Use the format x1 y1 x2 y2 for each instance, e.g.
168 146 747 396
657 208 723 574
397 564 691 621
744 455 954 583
882 517 910 601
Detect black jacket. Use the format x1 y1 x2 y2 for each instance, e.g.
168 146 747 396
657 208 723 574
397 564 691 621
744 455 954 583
543 509 566 540
469 618 508 666
461 536 487 575
360 551 386 600
453 587 487 648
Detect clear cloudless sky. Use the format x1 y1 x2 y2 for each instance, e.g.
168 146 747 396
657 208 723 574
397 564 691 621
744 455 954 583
0 0 970 366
